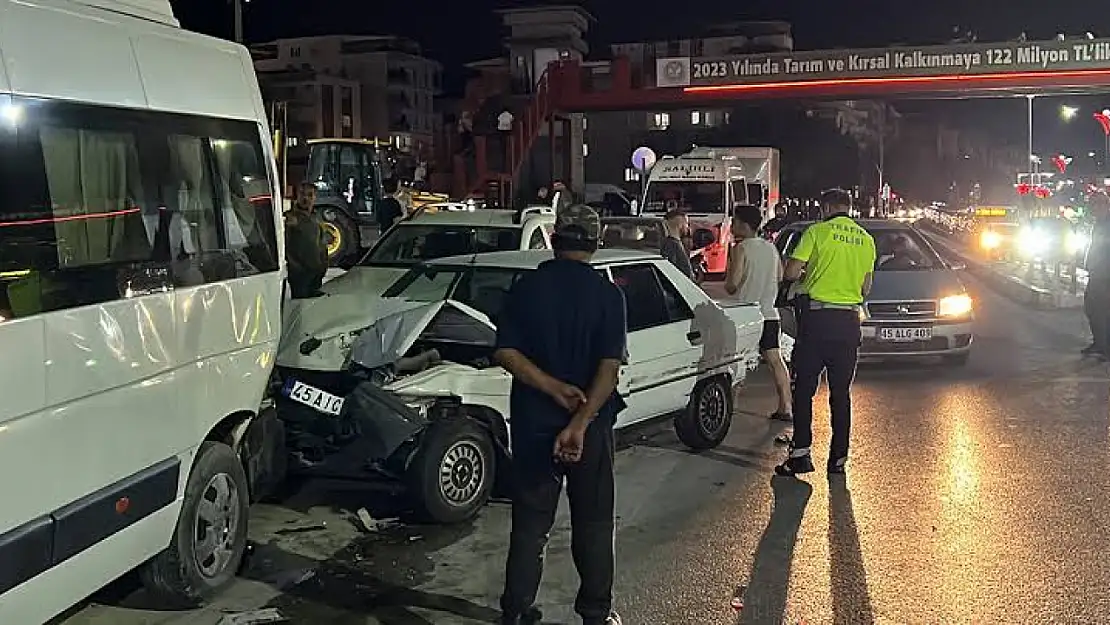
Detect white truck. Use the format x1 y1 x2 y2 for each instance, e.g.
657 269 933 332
683 146 781 223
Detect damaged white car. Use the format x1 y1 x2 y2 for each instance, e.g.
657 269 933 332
273 249 766 524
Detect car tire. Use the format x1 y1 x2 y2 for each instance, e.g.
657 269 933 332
320 207 359 267
674 376 734 451
407 419 495 524
140 441 250 608
943 351 970 367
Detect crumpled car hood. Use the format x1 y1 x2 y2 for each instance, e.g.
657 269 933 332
350 299 496 370
276 266 412 370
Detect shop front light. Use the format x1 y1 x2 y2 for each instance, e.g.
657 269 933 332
938 293 973 318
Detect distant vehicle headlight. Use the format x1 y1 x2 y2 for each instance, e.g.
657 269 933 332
980 230 1002 250
1017 227 1046 256
1067 231 1090 255
938 293 973 317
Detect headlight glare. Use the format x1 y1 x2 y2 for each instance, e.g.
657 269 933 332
938 293 973 317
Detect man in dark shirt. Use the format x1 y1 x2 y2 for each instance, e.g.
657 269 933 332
377 177 404 234
284 182 328 298
660 208 694 279
1084 197 1110 358
495 204 627 625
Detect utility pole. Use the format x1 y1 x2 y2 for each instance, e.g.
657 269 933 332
231 0 244 43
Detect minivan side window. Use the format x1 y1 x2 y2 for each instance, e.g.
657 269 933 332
0 96 278 321
611 263 691 331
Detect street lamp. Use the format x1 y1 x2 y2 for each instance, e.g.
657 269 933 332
1061 105 1079 121
230 0 250 43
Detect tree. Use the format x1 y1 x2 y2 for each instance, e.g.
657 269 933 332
808 101 901 210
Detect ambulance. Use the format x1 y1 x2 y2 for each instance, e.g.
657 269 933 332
641 154 749 275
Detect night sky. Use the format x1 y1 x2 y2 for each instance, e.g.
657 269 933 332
170 0 1110 162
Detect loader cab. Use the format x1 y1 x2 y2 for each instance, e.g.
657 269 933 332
303 138 389 265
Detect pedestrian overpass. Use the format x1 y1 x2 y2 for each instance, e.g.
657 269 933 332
464 37 1110 200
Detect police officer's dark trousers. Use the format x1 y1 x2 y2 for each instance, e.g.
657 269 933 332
1084 278 1110 353
790 308 861 461
501 422 615 623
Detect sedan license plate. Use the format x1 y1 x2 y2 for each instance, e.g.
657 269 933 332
283 380 345 416
878 326 932 342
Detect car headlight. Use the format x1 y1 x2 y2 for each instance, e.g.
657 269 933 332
1018 228 1046 256
938 293 973 317
1067 232 1090 255
980 231 1002 250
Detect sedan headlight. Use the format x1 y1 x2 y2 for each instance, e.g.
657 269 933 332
938 293 973 317
980 230 1002 250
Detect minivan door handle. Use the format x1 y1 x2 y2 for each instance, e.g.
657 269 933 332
687 331 702 342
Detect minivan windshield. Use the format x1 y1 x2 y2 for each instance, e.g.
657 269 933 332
643 182 725 214
361 225 522 266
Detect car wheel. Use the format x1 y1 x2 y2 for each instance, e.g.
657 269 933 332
674 377 734 450
140 442 250 608
320 207 359 267
943 351 970 367
408 419 495 524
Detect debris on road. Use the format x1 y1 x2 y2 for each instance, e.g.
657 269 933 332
216 608 287 625
353 507 400 533
275 522 328 535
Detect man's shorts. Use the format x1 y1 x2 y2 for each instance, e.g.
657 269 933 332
759 320 781 352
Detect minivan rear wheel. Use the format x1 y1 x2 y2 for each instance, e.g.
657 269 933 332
140 442 250 608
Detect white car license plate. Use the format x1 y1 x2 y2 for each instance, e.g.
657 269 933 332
879 326 932 342
284 380 345 416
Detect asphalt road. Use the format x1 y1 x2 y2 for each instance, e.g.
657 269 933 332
57 271 1108 625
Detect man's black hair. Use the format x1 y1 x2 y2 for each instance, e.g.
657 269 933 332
664 208 686 221
382 177 399 193
733 204 762 232
552 226 598 253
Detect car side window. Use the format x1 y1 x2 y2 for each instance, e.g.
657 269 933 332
527 227 547 250
611 263 688 331
778 230 803 257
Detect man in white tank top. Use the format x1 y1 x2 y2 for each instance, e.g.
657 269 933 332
724 205 792 421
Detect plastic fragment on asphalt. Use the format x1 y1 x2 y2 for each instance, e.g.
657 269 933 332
730 584 746 610
216 608 287 625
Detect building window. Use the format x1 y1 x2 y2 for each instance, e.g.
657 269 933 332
624 168 640 182
583 143 589 157
582 116 588 130
691 111 701 125
650 112 670 130
290 46 301 58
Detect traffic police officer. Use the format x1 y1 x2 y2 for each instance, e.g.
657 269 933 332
776 189 876 477
284 181 329 298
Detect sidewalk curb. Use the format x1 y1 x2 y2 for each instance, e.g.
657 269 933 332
920 227 1081 310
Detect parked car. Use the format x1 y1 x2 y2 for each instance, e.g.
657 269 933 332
274 249 766 523
282 208 555 370
774 220 973 365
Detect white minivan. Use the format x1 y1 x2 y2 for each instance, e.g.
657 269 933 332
0 1 284 622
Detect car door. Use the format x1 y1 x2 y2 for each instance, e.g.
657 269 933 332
609 262 699 428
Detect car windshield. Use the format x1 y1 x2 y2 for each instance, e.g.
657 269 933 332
383 265 464 302
873 229 940 271
601 220 665 251
362 225 522 266
782 225 942 271
643 182 724 214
